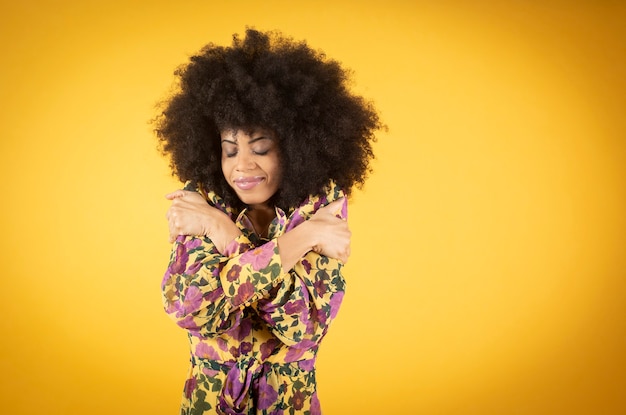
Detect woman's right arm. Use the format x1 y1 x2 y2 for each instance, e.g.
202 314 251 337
161 232 287 336
162 192 349 337
276 198 351 272
163 190 286 336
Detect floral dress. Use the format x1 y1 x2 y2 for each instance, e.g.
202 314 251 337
161 181 347 415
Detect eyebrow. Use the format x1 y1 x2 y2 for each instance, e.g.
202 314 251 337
220 135 271 145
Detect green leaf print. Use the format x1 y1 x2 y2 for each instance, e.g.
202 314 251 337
191 389 212 414
268 262 282 278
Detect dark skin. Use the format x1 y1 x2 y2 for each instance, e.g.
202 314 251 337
245 205 276 239
166 128 352 270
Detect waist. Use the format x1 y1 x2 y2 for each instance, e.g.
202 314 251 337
188 331 318 364
190 353 317 376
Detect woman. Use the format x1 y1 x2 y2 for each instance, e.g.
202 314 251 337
155 29 382 414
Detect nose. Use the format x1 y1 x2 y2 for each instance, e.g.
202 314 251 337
235 152 255 171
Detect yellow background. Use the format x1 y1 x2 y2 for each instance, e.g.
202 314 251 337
1 1 625 414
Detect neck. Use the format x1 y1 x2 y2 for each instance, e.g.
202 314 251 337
245 204 276 238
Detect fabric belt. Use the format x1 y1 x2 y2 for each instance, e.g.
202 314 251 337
190 355 316 415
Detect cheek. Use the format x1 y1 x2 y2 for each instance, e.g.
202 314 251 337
221 158 230 178
270 158 282 181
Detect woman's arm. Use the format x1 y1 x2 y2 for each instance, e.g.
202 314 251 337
276 198 350 272
166 190 349 267
254 200 350 348
162 189 349 338
161 232 285 336
166 189 242 253
254 252 346 348
163 189 286 335
166 190 351 272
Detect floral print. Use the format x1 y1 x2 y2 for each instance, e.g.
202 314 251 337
162 181 347 414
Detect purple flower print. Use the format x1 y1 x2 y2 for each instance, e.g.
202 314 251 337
226 264 242 282
220 359 256 413
315 306 327 328
288 389 305 410
169 243 189 274
305 307 318 335
184 376 197 400
285 339 317 362
260 338 279 360
229 345 240 358
176 314 197 330
284 296 310 328
310 393 321 415
187 238 203 249
227 314 252 341
205 286 225 303
196 343 220 360
313 279 327 297
256 294 280 318
256 373 278 410
239 342 253 355
202 367 220 378
224 238 254 257
275 209 286 228
180 285 203 316
232 281 255 306
161 269 172 290
217 337 229 352
298 358 315 371
301 258 312 274
169 238 202 274
186 260 202 275
329 291 344 319
312 197 325 212
284 298 306 315
287 212 304 231
222 365 247 408
240 243 275 271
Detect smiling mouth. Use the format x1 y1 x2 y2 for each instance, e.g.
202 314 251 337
234 176 264 190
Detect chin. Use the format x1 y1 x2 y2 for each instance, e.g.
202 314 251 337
236 194 272 207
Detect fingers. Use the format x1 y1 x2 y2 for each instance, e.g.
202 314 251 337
167 214 178 243
320 197 347 219
337 244 351 263
166 202 183 242
165 189 204 243
165 189 190 200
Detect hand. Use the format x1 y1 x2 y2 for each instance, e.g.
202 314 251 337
165 190 241 253
307 198 351 263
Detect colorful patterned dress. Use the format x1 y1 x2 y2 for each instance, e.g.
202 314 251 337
161 181 347 415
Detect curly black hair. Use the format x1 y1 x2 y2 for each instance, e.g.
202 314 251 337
154 28 383 211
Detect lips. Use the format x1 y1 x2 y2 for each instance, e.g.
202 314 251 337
233 176 264 190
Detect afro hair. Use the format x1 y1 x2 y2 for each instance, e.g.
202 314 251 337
155 28 383 211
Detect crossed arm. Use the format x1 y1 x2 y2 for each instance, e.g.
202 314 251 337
165 190 351 270
161 189 350 343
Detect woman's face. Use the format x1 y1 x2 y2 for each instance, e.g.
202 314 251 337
220 127 282 208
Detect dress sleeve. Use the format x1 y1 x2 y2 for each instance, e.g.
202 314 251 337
253 195 348 348
253 252 346 347
161 233 289 336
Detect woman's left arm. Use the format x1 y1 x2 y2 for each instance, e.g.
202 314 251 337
253 200 349 347
254 252 346 347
